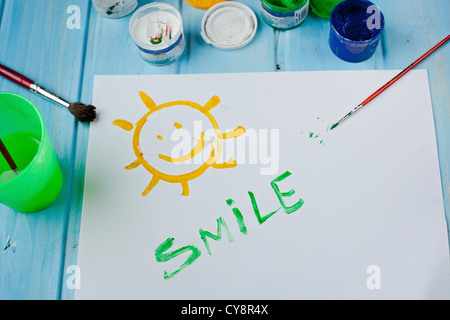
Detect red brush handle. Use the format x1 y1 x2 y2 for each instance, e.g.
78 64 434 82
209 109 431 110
0 64 34 89
361 34 450 106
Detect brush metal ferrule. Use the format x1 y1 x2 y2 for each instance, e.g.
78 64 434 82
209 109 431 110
30 83 71 109
336 103 364 125
352 103 364 114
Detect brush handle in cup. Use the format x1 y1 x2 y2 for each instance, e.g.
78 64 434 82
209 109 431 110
0 64 34 90
0 138 19 174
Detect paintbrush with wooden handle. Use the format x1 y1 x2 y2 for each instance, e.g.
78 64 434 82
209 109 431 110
0 64 96 122
330 34 450 130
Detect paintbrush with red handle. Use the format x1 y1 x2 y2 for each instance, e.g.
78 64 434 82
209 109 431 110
0 64 96 122
330 34 450 130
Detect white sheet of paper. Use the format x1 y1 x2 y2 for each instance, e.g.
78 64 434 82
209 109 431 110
76 70 450 299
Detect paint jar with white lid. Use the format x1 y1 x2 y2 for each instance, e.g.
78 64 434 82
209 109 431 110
92 0 138 18
129 3 185 65
201 2 258 50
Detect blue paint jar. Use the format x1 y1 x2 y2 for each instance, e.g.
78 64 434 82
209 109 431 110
329 0 384 63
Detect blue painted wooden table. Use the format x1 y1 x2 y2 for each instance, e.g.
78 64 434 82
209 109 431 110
0 0 449 300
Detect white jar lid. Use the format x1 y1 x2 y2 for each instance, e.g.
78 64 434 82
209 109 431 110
201 1 257 50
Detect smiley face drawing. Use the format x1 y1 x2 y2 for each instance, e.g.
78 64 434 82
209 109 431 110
112 91 245 197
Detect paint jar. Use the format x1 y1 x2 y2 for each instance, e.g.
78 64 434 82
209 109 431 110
185 0 227 10
92 0 138 18
0 92 62 213
201 2 258 50
260 0 309 30
329 0 384 63
309 0 344 19
129 3 185 65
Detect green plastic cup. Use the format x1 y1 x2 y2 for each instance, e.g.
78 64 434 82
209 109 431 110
310 0 344 19
0 92 62 213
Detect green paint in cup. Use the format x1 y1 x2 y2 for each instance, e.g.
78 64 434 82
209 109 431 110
261 0 310 30
309 0 344 19
0 92 62 213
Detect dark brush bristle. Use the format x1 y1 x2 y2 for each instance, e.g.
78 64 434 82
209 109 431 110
68 102 97 122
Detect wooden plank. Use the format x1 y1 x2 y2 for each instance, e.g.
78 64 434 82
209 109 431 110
0 0 5 25
0 0 90 299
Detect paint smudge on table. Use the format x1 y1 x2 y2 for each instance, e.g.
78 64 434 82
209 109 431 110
3 235 16 253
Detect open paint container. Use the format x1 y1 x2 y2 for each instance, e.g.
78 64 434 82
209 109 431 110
185 0 227 10
260 0 309 30
92 0 138 18
329 0 384 62
201 2 257 50
129 3 185 65
0 92 62 213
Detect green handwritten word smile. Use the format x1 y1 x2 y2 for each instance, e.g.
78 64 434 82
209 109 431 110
155 171 304 279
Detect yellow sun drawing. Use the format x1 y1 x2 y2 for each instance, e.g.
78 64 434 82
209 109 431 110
112 91 245 197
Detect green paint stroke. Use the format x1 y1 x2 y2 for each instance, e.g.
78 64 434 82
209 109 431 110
248 191 280 224
232 207 248 235
155 237 201 280
307 131 322 140
226 199 234 206
227 199 248 235
281 189 295 197
271 171 304 214
199 217 234 255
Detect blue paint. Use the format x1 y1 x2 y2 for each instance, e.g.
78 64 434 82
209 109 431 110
329 0 384 62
